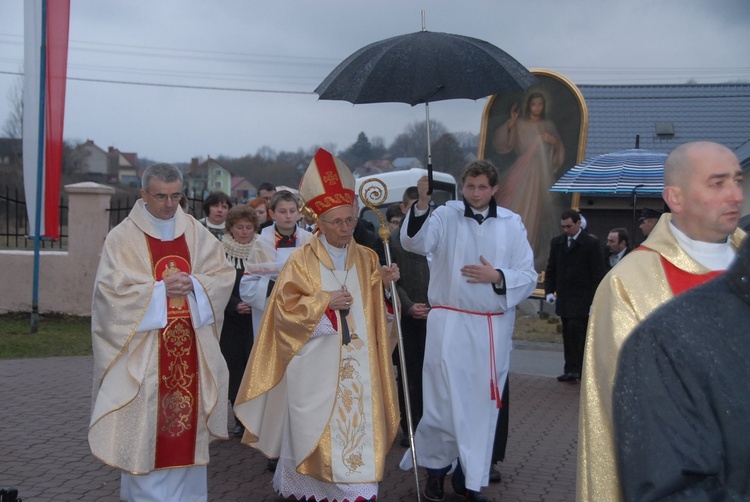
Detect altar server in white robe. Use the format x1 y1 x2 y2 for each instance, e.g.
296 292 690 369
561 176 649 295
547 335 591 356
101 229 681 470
399 160 537 502
239 189 312 338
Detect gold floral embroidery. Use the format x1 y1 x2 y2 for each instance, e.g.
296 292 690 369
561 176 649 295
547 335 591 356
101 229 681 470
160 321 195 437
340 361 355 380
334 357 367 475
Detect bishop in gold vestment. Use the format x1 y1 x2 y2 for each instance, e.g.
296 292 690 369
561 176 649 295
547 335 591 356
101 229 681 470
234 149 400 502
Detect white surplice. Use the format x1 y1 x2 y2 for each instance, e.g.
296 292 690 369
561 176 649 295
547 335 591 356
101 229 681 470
398 200 537 492
239 224 312 336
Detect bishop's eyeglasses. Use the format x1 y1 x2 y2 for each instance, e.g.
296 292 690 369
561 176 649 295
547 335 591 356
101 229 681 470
318 216 357 228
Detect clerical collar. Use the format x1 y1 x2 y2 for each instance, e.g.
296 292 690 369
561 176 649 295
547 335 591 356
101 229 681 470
142 203 175 241
320 234 347 270
205 220 224 230
669 221 735 271
463 197 497 220
275 225 297 249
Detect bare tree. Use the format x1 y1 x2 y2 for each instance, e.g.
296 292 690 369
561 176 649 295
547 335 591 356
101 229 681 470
2 76 23 139
387 119 448 165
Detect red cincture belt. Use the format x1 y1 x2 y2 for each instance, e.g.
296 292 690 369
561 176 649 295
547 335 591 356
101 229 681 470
432 306 504 409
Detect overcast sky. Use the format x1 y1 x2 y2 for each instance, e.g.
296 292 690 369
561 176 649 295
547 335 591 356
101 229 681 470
1 0 749 163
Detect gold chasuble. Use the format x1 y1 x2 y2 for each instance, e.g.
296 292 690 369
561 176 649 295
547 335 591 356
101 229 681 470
145 234 199 469
234 235 399 484
89 200 234 475
577 214 745 502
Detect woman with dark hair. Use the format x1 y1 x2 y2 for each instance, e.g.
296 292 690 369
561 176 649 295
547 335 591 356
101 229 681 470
220 204 259 436
247 197 272 230
200 191 232 240
492 91 566 269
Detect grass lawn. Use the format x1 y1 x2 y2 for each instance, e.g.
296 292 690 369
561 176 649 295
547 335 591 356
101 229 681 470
513 312 562 344
0 309 561 359
0 312 92 359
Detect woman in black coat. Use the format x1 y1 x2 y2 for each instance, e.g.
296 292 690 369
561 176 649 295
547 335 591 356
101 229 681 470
220 204 259 436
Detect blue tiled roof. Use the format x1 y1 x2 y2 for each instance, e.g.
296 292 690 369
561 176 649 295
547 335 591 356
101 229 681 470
578 84 750 163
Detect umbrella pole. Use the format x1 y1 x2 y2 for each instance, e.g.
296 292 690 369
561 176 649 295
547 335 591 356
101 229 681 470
425 102 433 195
631 184 644 245
358 180 423 501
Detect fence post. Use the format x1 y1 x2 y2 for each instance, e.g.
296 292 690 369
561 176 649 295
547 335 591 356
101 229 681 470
65 182 115 259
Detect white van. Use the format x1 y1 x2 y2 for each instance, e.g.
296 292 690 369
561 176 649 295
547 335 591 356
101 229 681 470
354 168 457 228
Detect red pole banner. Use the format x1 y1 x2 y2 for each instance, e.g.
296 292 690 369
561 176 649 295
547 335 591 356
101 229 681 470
23 0 70 240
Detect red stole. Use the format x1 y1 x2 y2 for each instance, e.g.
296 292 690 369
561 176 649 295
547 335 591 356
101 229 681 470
637 245 724 295
146 234 199 469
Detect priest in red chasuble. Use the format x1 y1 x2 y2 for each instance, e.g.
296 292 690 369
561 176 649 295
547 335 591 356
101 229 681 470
234 149 400 502
89 163 235 502
578 142 746 502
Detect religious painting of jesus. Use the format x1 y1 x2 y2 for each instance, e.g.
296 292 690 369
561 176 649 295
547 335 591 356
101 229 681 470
479 69 588 271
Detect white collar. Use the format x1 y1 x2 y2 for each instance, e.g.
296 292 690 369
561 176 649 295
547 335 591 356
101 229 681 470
320 234 348 270
669 221 735 271
142 204 175 241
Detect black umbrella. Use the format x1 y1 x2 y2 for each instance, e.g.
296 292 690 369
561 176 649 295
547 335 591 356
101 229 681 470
315 22 535 193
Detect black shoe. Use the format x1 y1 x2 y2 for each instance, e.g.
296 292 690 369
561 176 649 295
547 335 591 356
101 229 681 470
423 476 445 502
557 373 575 382
489 464 502 483
232 423 245 437
466 490 491 502
568 372 581 382
267 458 278 473
450 465 467 496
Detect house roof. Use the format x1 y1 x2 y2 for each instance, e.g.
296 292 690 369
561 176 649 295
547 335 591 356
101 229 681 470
392 157 423 170
578 84 750 163
734 139 750 170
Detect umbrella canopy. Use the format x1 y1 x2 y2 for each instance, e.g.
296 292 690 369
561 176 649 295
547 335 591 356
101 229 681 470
315 28 534 194
315 30 535 106
549 149 668 196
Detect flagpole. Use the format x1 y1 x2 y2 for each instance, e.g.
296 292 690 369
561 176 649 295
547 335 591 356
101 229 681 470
30 0 48 334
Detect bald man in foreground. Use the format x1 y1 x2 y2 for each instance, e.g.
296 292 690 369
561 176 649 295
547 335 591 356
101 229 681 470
576 141 745 501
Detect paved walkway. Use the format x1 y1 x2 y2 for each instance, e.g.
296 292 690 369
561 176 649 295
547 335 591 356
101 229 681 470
0 348 578 501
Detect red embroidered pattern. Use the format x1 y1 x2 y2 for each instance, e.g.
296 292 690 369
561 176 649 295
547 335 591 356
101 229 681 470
146 234 199 469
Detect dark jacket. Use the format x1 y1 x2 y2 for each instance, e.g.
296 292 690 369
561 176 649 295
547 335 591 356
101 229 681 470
353 218 385 264
604 246 632 271
544 231 606 318
614 238 750 500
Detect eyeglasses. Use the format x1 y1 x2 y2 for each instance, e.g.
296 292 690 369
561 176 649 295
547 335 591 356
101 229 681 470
145 191 183 202
318 216 357 228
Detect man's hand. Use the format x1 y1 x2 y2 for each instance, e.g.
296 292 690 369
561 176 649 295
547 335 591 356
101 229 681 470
546 293 556 305
416 176 431 211
236 301 252 315
329 290 354 311
163 271 194 298
408 303 430 320
461 256 501 284
380 263 400 287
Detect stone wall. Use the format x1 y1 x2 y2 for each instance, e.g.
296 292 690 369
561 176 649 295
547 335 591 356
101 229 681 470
0 182 114 315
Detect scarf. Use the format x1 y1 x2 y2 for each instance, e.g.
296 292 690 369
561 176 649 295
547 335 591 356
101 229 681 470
222 233 256 270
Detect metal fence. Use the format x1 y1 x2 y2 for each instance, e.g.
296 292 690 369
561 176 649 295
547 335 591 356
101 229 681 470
0 187 206 250
0 186 68 249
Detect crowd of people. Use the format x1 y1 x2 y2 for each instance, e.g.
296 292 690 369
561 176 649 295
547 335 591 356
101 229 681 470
88 140 748 501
